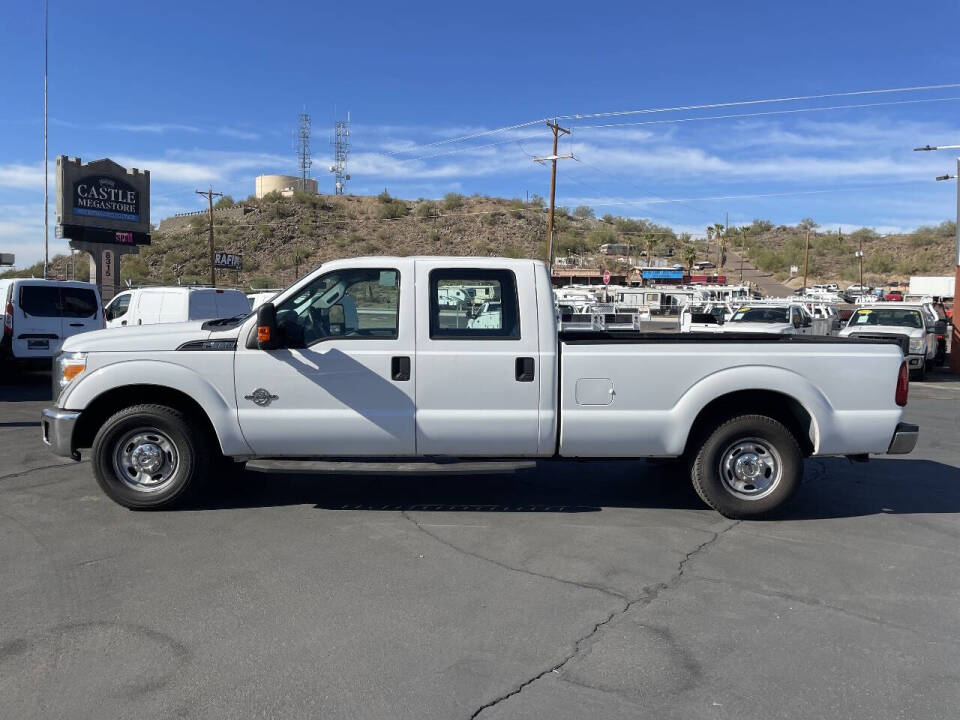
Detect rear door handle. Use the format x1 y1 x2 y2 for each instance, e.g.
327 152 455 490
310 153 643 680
391 356 411 381
515 357 535 382
69 323 83 327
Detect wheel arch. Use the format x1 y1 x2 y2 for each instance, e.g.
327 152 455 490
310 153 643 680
683 388 817 458
74 384 222 453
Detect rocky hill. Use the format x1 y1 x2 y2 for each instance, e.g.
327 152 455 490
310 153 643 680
4 192 955 290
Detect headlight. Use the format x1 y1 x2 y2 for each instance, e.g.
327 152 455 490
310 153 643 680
908 337 924 354
56 352 87 392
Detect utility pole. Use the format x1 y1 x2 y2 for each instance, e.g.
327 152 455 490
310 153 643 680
196 187 223 286
856 234 864 292
802 229 810 294
42 0 49 279
533 119 572 270
739 229 746 284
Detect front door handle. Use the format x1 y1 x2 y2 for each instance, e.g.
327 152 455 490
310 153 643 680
515 357 535 382
391 356 411 381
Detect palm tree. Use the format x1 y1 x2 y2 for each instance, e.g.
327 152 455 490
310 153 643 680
712 223 726 268
681 246 697 273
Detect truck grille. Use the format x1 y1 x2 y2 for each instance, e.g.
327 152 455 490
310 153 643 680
849 333 909 355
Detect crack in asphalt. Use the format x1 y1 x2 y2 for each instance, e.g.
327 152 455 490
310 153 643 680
400 510 739 720
400 510 630 601
466 519 740 719
691 573 956 645
0 461 83 483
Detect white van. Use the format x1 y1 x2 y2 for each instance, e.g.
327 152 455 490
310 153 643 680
104 287 251 328
0 279 103 363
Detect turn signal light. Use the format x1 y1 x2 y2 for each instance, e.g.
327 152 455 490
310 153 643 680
257 326 271 343
895 361 909 407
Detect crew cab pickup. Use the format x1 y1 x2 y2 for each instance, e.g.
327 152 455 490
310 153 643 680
838 304 944 381
41 257 918 518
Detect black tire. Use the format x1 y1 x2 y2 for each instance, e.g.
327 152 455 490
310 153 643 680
910 364 925 382
91 404 211 509
690 414 803 519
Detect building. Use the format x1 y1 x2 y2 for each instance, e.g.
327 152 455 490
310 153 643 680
255 174 318 199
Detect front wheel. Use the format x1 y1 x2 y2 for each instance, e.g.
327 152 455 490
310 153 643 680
92 404 210 509
690 414 803 519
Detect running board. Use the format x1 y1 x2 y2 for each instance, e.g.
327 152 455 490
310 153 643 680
243 458 538 475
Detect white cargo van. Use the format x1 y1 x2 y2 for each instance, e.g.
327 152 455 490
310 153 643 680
104 287 251 328
0 279 102 364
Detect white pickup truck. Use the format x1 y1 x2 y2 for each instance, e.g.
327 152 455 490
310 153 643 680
41 257 918 518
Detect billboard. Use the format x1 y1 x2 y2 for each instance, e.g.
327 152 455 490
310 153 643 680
214 252 242 270
57 157 150 245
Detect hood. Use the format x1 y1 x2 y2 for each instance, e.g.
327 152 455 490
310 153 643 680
61 321 215 353
839 326 923 339
723 323 791 334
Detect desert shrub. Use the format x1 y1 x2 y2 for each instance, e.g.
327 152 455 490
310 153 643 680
573 205 595 220
378 200 408 219
443 193 465 210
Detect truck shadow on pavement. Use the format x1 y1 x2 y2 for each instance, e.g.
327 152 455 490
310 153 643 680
193 456 960 520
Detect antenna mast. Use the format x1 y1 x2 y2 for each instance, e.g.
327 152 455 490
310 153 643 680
297 111 312 191
330 112 350 195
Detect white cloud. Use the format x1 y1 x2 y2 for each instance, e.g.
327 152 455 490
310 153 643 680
102 122 201 134
218 127 261 141
0 163 43 189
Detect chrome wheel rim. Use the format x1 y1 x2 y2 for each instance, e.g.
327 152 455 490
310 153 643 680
718 437 782 500
113 428 180 493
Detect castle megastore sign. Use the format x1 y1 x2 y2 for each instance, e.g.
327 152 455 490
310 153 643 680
74 175 140 222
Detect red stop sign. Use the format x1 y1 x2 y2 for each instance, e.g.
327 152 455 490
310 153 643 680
603 269 611 285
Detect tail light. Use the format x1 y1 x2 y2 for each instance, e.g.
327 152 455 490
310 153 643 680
895 361 909 407
3 300 12 336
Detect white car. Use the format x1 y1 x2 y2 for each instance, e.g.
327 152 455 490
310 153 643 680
722 303 815 335
42 257 917 519
838 304 940 380
247 291 279 312
0 279 102 365
104 287 251 328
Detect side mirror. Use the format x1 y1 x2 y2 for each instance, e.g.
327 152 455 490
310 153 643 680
935 319 947 335
792 316 802 328
257 303 279 350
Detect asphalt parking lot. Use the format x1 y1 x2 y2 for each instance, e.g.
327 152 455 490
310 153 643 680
1 370 959 720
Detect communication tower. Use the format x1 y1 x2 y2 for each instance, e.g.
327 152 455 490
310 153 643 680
297 112 312 191
329 112 350 195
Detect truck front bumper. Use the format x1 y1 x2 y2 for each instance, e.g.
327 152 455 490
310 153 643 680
887 422 919 455
906 355 925 369
41 408 81 460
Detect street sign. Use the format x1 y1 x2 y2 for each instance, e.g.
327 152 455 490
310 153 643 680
602 269 611 285
214 252 242 270
0 253 14 266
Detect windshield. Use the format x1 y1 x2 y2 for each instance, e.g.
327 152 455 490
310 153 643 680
847 308 923 329
730 307 789 324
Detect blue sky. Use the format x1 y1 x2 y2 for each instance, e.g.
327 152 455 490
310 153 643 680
3 0 960 266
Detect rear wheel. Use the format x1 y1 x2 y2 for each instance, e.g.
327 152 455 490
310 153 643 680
92 404 210 509
690 414 803 519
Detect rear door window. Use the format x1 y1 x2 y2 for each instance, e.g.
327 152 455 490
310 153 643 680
60 288 98 318
429 269 520 339
20 286 62 317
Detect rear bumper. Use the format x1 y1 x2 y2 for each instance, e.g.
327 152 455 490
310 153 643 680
41 408 80 460
887 422 919 455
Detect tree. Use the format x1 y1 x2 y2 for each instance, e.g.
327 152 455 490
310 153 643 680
214 195 235 209
573 205 595 220
799 217 819 231
681 246 697 272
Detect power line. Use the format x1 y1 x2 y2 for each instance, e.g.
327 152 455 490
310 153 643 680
382 82 960 158
557 82 960 123
569 95 960 130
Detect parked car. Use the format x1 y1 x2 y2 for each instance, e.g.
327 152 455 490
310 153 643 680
0 279 102 367
839 304 941 380
722 303 816 335
885 290 904 302
104 287 251 328
42 257 917 519
247 291 279 312
846 284 870 294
